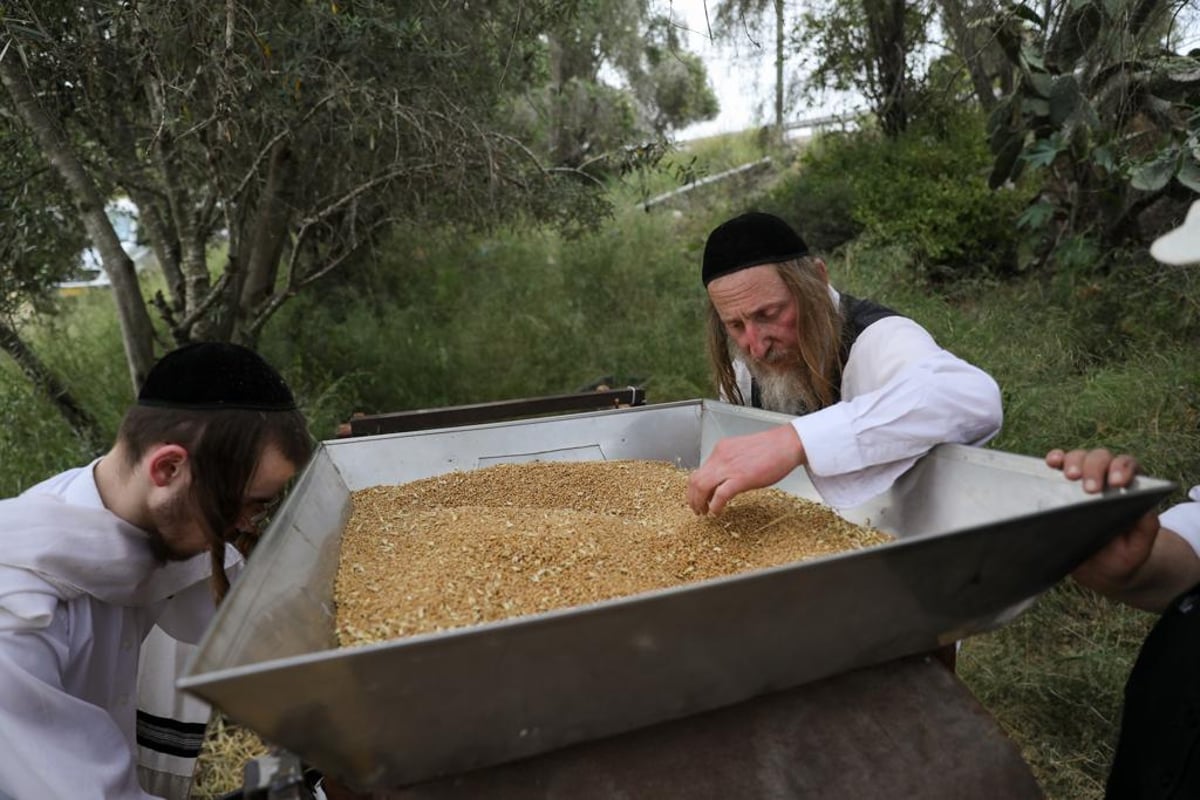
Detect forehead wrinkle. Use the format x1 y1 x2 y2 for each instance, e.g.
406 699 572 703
708 264 791 320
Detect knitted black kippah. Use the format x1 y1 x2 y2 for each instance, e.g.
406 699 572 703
701 211 809 287
137 342 297 411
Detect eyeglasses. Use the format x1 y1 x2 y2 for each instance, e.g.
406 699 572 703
245 494 285 529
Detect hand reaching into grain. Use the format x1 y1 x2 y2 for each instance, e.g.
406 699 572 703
687 425 807 515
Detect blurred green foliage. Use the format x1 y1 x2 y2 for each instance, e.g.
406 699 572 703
763 110 1034 279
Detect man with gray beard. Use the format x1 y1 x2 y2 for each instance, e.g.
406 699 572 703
687 211 1002 514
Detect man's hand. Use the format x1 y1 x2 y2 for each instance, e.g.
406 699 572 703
1045 448 1160 601
1045 447 1139 494
687 424 806 515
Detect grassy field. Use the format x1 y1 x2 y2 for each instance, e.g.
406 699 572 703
4 127 1198 798
824 230 1197 798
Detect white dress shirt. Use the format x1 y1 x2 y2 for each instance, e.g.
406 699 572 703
1160 487 1200 556
733 289 1003 509
0 463 233 799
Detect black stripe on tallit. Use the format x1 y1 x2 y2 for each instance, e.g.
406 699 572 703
135 709 208 759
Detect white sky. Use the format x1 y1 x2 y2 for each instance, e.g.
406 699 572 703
664 0 1200 141
664 0 774 139
662 0 862 140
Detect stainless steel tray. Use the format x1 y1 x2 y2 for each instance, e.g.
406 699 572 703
180 400 1174 790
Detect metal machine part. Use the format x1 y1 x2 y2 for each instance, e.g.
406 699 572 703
338 386 645 437
218 750 321 800
181 399 1174 791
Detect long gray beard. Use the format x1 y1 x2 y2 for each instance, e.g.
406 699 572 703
730 338 811 416
752 368 811 416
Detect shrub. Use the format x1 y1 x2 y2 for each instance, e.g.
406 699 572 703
759 134 864 253
763 109 1033 280
269 205 714 425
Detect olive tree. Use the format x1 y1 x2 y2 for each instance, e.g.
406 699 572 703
512 0 718 170
0 0 610 392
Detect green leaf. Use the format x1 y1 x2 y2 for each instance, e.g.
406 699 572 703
1048 75 1081 128
2 22 53 42
1130 149 1179 191
1018 199 1056 231
1021 46 1048 74
1091 145 1116 173
1016 234 1042 271
1025 70 1052 98
1010 4 1045 27
987 95 1014 134
1054 234 1101 272
1022 96 1051 117
1022 137 1065 168
988 119 1017 154
1177 156 1200 193
989 135 1025 188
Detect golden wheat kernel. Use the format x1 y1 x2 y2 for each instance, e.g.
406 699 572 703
333 460 891 648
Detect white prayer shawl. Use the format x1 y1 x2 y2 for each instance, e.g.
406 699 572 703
0 466 234 799
136 628 212 799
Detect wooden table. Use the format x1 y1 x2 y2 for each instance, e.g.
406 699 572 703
325 653 1043 800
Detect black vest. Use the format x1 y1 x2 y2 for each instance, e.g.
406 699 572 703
1106 581 1200 798
749 293 902 410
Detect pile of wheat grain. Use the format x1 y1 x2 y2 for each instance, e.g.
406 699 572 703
334 460 890 647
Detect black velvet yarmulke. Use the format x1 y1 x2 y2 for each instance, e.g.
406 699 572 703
137 342 296 411
702 211 809 286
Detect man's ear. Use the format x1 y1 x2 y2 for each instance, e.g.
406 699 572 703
815 258 829 283
146 444 191 488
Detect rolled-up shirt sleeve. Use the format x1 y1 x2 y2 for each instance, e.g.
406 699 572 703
1160 487 1200 557
792 317 1003 508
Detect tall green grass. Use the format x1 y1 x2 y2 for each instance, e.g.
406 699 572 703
1 291 128 491
268 203 719 437
959 583 1156 799
829 238 1200 798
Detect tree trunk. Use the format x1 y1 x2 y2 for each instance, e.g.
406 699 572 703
0 319 105 453
938 0 998 111
774 0 786 142
238 141 295 326
151 124 218 342
0 54 157 391
128 186 185 307
547 35 568 166
863 0 909 137
103 110 187 315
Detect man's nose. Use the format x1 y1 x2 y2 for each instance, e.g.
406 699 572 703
234 508 260 535
743 323 770 360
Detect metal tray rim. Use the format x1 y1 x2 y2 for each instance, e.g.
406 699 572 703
180 478 1174 693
